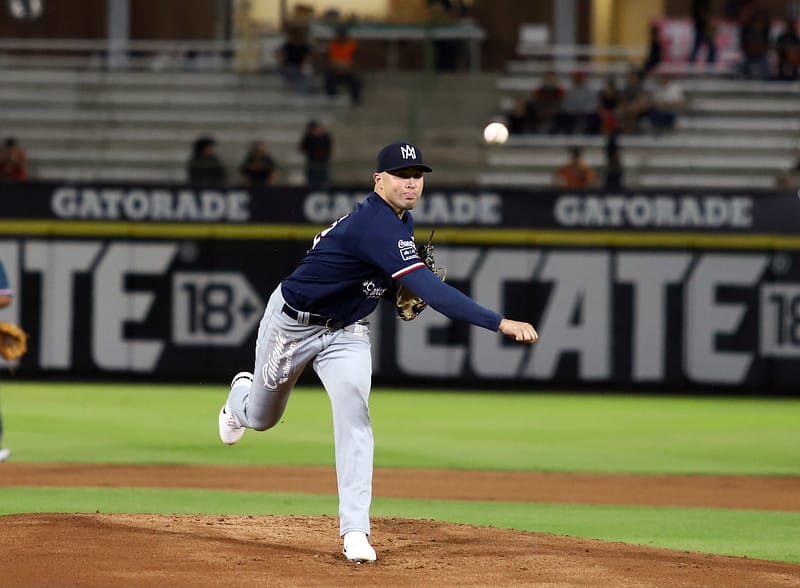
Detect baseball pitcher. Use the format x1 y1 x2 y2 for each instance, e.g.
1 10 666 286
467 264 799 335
219 141 538 562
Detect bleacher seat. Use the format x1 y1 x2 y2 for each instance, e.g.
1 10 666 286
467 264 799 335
2 39 798 190
486 54 800 190
0 67 347 185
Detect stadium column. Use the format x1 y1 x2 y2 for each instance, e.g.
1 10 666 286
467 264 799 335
553 0 577 44
107 0 130 70
553 0 577 71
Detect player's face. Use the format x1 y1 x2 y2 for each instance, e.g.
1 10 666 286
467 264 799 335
375 168 425 217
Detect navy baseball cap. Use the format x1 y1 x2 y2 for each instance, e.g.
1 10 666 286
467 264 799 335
375 141 433 173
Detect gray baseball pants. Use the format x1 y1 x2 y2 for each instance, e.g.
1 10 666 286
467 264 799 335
226 285 374 537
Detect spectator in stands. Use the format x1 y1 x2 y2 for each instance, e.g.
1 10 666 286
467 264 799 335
775 17 800 81
239 141 278 186
187 136 226 187
504 96 528 135
645 73 686 133
526 70 565 134
553 70 600 135
324 26 362 106
689 0 718 65
723 0 746 19
776 157 800 190
554 146 596 189
619 69 650 134
738 4 772 79
643 23 663 76
598 76 621 134
604 130 625 190
299 119 333 190
522 92 540 134
277 26 313 94
427 0 466 71
0 137 28 181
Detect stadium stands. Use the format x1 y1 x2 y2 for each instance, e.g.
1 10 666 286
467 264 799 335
1 35 798 190
486 69 800 190
0 63 347 185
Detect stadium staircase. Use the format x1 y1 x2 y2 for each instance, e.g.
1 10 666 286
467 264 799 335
322 70 503 186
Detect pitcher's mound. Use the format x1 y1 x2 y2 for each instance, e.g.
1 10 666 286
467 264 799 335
1 513 797 587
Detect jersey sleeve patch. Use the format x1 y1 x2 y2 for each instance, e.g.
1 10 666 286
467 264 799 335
398 238 419 262
392 262 426 279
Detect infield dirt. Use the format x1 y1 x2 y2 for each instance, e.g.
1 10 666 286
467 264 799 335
1 464 799 587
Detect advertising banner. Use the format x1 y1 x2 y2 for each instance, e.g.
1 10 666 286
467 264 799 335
1 182 798 393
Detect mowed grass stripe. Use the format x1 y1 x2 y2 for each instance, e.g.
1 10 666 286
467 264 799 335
2 383 799 475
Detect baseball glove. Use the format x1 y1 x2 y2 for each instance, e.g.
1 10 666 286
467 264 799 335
0 322 28 361
395 230 446 321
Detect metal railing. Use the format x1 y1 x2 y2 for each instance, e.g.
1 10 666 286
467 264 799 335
0 36 282 72
0 21 488 74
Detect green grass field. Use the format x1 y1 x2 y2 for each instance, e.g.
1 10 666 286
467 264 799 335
1 381 799 563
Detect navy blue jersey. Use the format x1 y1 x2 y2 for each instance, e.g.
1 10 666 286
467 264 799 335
281 192 503 331
281 192 421 324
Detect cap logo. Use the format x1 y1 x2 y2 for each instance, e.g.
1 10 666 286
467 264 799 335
400 144 416 160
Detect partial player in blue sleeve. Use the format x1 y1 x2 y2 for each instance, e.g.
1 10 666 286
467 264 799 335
0 260 13 463
218 141 539 563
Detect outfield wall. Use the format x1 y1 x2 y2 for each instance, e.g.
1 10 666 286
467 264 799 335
1 182 799 393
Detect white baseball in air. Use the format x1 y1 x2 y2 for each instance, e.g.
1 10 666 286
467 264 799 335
483 122 509 144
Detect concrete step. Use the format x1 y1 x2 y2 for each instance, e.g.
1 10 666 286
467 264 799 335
33 162 307 185
35 165 187 183
30 147 304 166
0 68 285 90
501 133 800 151
3 126 302 147
636 173 776 189
690 97 800 115
497 74 800 96
1 107 328 127
486 151 793 172
676 117 800 133
476 171 777 190
0 86 349 109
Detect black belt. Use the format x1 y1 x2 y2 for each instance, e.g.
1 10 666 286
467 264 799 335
281 304 346 330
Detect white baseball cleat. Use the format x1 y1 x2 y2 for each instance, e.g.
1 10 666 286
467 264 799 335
218 372 252 445
218 403 244 445
0 447 10 462
342 531 377 563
